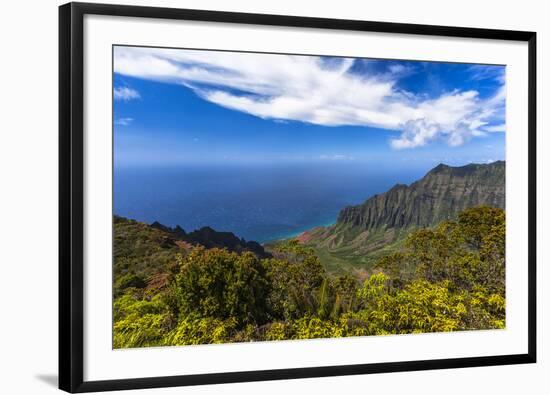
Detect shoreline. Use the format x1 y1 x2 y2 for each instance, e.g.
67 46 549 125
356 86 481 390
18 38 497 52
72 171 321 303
260 220 336 245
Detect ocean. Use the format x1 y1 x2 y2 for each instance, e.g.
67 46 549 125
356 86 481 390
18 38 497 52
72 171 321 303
114 162 425 243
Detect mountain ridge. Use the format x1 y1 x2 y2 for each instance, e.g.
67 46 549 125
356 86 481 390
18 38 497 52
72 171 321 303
337 160 505 231
297 161 505 273
149 219 270 258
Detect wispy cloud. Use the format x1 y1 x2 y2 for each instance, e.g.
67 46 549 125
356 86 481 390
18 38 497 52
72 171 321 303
115 117 134 126
319 154 355 161
482 123 506 133
114 86 141 101
468 65 506 84
114 47 505 149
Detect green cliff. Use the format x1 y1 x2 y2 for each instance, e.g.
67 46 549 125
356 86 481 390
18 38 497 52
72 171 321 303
298 161 505 274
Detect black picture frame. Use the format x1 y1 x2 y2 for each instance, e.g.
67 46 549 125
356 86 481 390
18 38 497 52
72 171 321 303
59 2 537 393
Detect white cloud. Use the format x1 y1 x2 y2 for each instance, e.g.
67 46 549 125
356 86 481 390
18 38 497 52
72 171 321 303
390 88 505 148
482 123 506 133
114 86 140 101
115 117 134 126
114 47 505 149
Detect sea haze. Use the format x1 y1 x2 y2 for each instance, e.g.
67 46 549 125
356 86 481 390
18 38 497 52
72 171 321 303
114 162 426 243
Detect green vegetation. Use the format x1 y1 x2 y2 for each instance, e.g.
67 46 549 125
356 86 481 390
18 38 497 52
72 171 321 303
302 161 505 274
113 206 505 348
300 226 411 275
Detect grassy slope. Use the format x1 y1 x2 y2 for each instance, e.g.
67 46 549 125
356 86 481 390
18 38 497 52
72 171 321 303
310 235 408 276
113 216 184 281
266 224 416 277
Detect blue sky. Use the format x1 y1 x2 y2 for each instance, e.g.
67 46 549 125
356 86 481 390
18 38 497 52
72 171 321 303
113 46 505 169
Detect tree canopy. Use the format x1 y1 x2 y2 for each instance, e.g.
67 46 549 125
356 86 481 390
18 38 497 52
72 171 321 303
113 206 505 348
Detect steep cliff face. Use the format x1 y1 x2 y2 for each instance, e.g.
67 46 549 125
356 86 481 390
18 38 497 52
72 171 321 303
300 161 505 272
337 161 505 231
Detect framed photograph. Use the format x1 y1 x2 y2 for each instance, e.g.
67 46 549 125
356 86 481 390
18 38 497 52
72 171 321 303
59 2 537 392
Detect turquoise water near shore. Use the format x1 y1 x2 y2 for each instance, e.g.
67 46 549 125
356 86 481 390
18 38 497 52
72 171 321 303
262 219 337 243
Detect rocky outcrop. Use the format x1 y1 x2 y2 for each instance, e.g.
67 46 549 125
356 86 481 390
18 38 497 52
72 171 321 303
150 221 271 258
